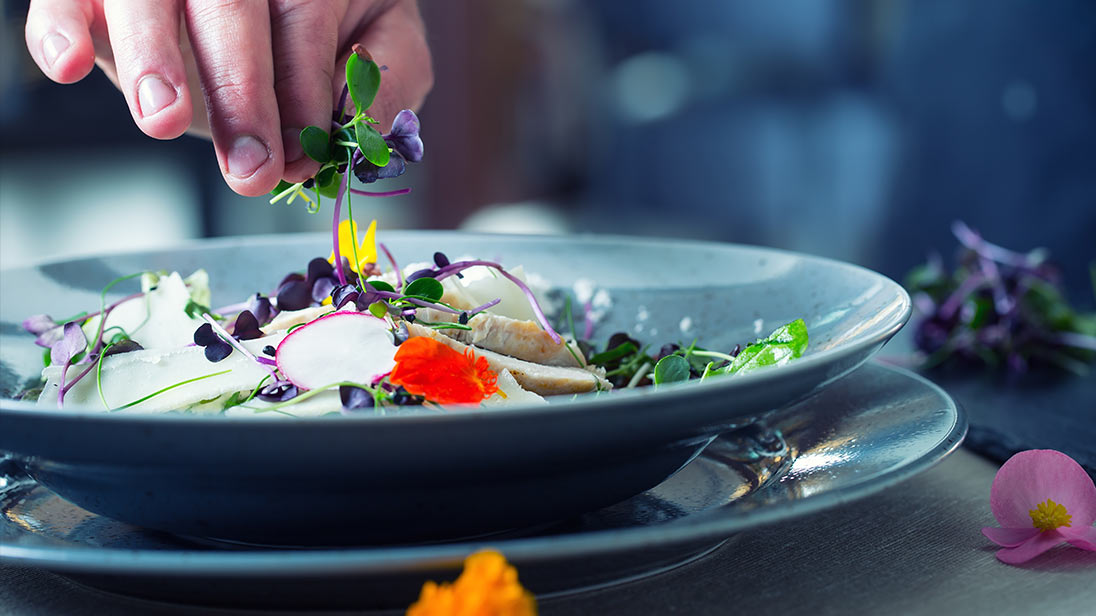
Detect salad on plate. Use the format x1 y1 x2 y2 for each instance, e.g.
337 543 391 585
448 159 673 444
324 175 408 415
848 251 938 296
17 48 809 416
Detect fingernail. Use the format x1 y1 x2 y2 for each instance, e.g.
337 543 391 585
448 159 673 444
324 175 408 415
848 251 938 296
227 136 270 178
137 75 177 118
283 128 304 163
42 32 70 67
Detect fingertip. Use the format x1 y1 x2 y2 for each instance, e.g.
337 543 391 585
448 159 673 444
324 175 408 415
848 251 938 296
134 75 193 140
221 135 285 197
25 4 95 84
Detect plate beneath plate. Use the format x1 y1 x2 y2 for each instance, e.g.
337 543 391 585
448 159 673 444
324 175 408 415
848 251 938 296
0 363 965 610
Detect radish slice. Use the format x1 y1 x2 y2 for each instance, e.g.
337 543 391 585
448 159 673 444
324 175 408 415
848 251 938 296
275 311 396 390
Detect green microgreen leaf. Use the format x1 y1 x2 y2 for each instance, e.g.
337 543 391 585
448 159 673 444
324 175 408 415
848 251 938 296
184 299 212 319
653 354 690 385
300 126 332 163
403 277 444 303
721 318 809 376
346 51 382 114
315 165 340 198
368 301 388 319
589 341 638 366
356 122 390 167
367 280 396 293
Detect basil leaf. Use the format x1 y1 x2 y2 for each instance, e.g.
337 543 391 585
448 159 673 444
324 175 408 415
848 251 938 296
356 122 390 167
653 354 689 385
402 277 444 303
299 126 331 163
346 52 381 114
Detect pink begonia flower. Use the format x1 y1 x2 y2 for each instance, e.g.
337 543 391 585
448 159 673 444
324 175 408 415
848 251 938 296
982 449 1096 565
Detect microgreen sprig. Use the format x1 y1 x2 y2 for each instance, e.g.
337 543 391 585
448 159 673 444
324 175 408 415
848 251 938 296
265 46 422 288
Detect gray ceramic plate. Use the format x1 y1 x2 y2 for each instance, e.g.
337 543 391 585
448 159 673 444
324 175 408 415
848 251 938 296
0 233 911 544
0 363 965 610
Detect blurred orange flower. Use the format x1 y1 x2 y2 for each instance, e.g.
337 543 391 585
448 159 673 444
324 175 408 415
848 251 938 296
407 550 536 616
389 337 498 404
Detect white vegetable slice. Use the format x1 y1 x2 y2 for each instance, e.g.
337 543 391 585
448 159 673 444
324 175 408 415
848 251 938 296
275 311 396 390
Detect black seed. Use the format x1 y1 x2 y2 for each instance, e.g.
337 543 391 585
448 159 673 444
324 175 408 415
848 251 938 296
458 312 469 325
262 345 276 357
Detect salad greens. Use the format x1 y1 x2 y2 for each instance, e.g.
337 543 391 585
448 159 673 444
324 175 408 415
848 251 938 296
908 222 1096 374
18 47 811 415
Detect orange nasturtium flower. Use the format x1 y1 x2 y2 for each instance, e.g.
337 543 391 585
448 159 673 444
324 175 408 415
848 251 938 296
389 337 499 405
406 550 536 616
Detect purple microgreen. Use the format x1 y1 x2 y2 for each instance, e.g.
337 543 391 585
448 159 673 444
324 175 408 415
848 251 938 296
51 322 87 366
330 149 354 286
340 384 374 411
378 242 403 292
103 339 143 357
306 257 334 285
470 298 502 314
393 322 410 346
311 277 337 304
256 356 277 367
231 310 264 341
23 314 57 336
353 151 405 184
434 260 561 343
34 325 66 349
331 284 360 309
246 293 276 326
276 280 312 311
194 322 233 363
433 252 450 268
383 109 423 163
348 187 412 198
406 268 436 283
202 315 278 381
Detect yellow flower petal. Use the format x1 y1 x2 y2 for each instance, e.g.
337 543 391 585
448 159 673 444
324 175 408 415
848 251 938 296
358 219 378 270
328 219 378 274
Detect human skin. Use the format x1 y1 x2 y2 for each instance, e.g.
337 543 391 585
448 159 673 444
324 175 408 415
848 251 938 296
25 0 433 196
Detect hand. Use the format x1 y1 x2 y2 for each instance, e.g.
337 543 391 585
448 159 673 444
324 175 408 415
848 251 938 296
25 0 433 197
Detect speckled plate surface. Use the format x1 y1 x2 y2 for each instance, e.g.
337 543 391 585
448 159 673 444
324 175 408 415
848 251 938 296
0 233 911 544
0 363 965 610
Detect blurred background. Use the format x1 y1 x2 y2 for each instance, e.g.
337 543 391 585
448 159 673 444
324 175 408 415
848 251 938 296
1 0 1093 302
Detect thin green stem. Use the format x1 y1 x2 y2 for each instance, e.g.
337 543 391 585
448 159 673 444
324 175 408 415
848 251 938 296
111 370 232 411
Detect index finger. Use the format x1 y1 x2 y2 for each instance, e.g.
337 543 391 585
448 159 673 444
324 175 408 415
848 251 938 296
185 0 284 196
